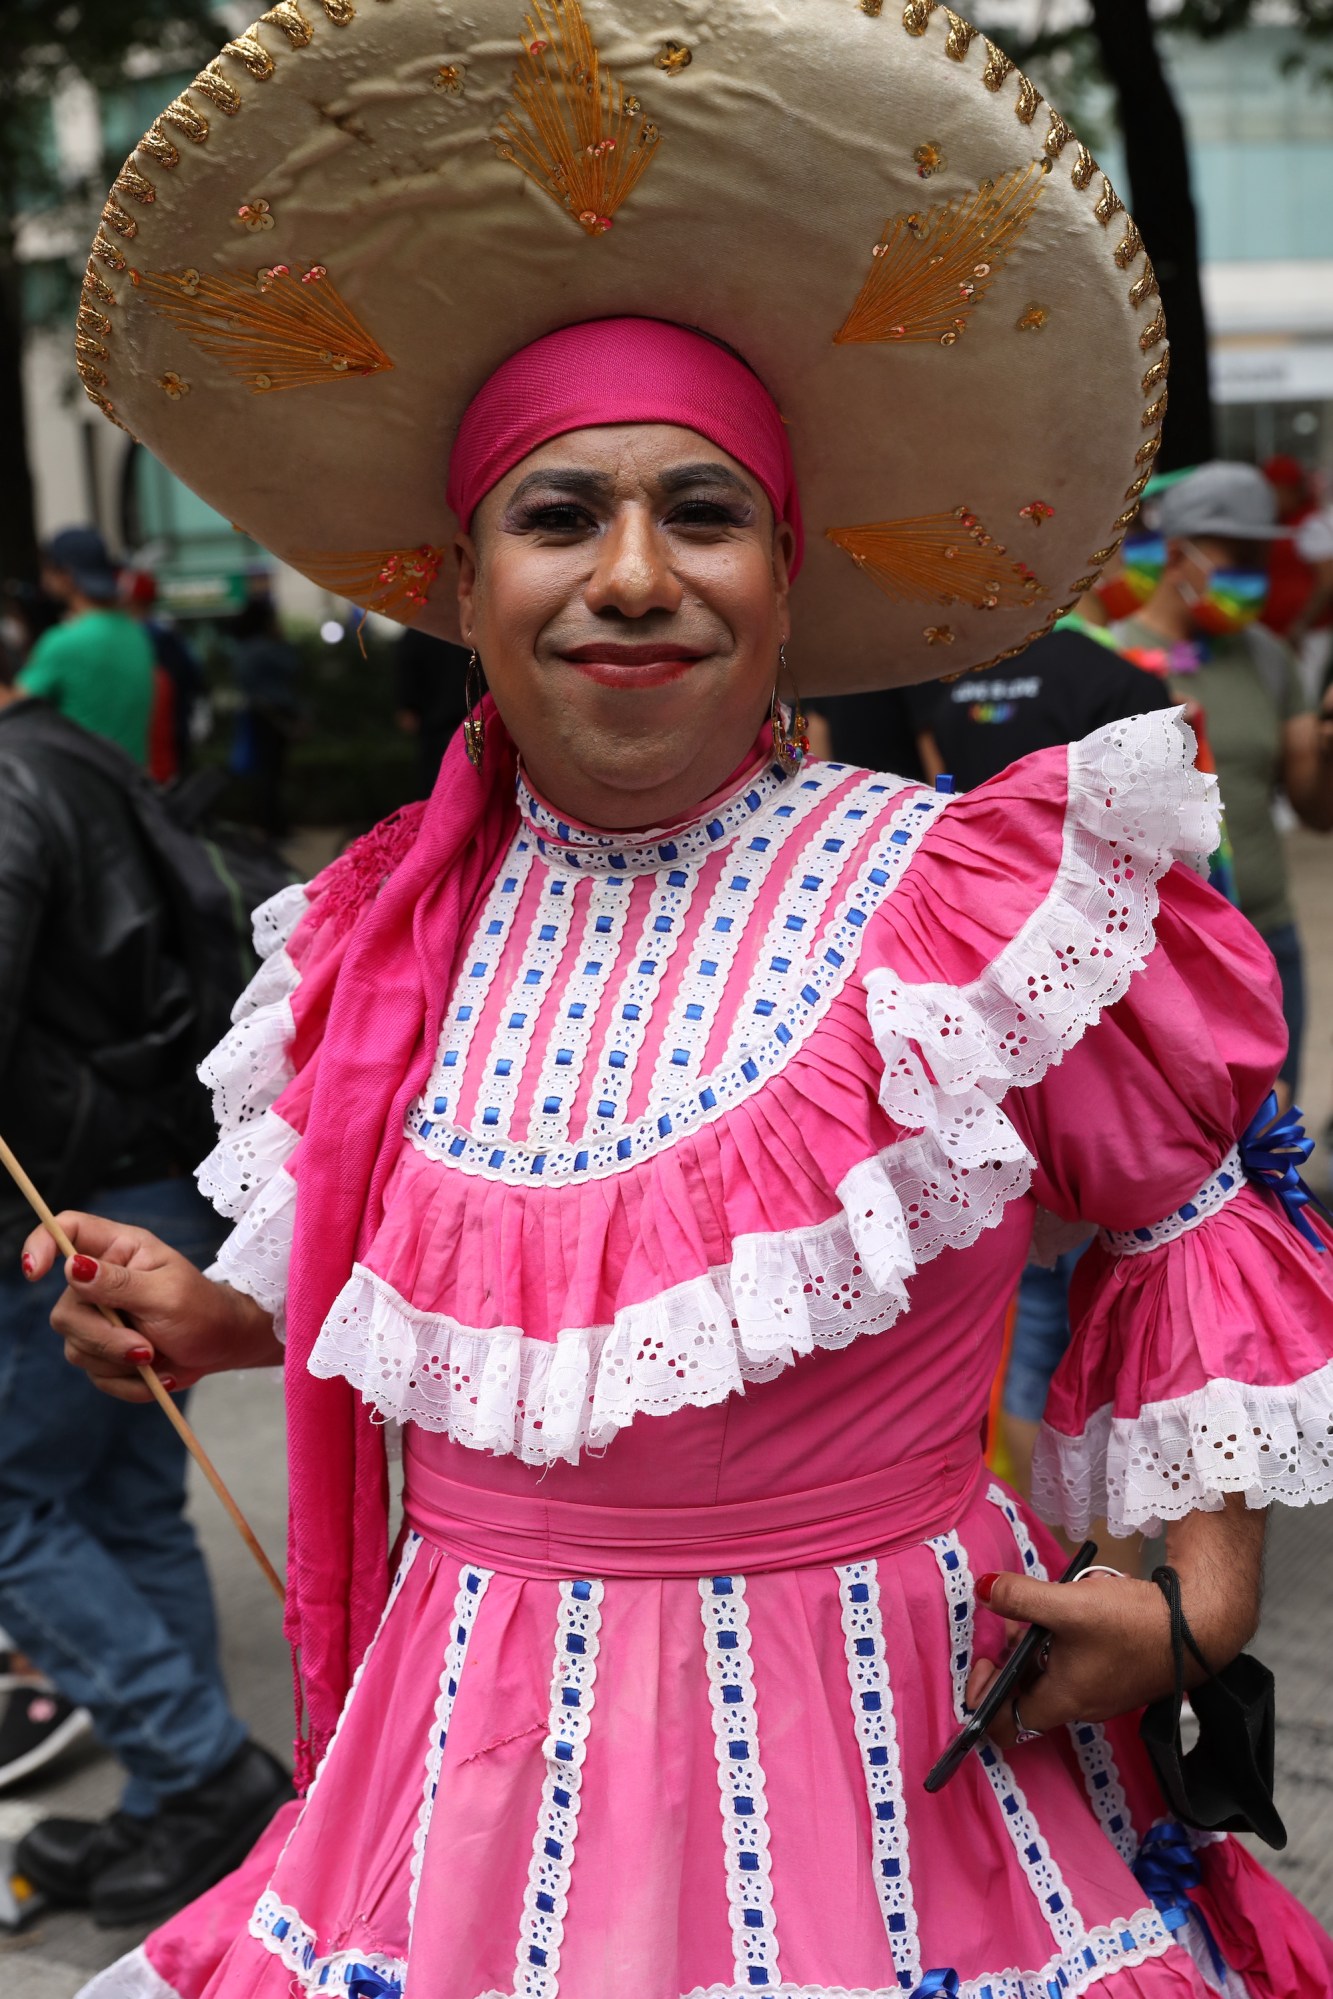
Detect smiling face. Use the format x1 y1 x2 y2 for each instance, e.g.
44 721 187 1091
455 423 795 830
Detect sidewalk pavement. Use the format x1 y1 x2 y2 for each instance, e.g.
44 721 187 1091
4 832 1332 1997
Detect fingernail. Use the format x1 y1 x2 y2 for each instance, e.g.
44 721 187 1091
70 1254 98 1284
20 1251 34 1277
158 1375 178 1392
975 1572 1000 1605
129 1346 154 1366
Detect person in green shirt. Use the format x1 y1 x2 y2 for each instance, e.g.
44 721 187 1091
1115 462 1333 1100
18 528 154 764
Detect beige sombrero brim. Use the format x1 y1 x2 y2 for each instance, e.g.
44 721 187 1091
80 0 1166 695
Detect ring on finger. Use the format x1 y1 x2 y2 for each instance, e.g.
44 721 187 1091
1072 1565 1129 1583
1012 1697 1043 1745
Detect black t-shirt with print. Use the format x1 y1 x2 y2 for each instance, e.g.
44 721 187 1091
908 627 1173 793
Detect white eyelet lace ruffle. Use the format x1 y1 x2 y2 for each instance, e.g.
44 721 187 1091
863 709 1218 1224
205 713 1227 1464
195 881 308 1335
1032 1359 1333 1539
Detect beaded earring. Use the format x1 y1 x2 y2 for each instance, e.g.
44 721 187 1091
770 642 810 769
462 649 485 770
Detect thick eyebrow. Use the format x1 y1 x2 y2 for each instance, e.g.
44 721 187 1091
504 467 616 507
502 460 758 509
654 462 757 502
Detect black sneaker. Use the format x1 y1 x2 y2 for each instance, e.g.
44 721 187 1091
15 1809 149 1906
90 1741 294 1928
0 1679 92 1791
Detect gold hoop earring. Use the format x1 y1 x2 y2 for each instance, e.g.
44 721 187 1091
770 642 810 770
462 648 485 770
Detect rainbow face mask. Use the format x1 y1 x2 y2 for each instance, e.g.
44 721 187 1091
1094 535 1165 619
1185 566 1270 638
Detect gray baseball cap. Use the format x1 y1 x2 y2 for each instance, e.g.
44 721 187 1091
1155 461 1283 543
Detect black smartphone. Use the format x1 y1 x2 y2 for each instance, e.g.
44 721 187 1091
923 1538 1098 1793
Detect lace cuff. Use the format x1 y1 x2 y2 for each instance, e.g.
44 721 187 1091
1032 1360 1333 1539
1100 1148 1243 1257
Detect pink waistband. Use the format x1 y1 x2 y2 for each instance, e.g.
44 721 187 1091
402 1434 987 1580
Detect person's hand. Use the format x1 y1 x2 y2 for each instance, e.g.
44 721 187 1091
1317 680 1333 759
21 1211 282 1401
964 1563 1247 1752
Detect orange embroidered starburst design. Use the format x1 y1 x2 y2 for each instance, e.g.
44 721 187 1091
139 263 392 392
493 0 661 237
835 162 1046 347
826 507 1049 611
292 546 444 619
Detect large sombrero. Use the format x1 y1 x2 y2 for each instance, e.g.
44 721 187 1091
80 0 1167 693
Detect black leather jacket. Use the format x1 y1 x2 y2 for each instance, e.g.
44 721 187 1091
0 698 198 1260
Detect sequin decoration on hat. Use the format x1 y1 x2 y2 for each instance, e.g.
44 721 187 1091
493 0 662 237
836 161 1045 346
293 546 445 620
826 507 1048 610
139 263 392 393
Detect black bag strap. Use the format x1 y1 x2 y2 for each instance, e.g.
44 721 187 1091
1150 1565 1213 1695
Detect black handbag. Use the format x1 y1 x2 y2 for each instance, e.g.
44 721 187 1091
1138 1564 1286 1849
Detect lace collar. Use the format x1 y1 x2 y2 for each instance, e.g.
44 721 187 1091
516 752 794 876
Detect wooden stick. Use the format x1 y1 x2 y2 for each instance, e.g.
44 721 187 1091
0 1132 285 1607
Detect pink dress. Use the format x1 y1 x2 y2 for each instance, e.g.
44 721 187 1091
89 711 1333 1999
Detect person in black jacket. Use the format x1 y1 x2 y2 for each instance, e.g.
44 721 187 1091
0 663 290 1925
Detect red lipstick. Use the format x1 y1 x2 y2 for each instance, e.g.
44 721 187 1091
558 642 708 689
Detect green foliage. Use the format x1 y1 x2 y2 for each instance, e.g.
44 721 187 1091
0 0 220 225
971 0 1333 89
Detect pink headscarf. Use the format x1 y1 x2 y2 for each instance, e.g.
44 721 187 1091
446 316 804 576
277 318 803 1783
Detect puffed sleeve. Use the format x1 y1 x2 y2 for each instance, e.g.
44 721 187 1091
195 805 427 1337
855 707 1333 1538
1009 880 1333 1538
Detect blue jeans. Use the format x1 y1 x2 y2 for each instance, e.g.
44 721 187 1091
1262 921 1305 1095
1003 1248 1087 1424
0 1179 247 1815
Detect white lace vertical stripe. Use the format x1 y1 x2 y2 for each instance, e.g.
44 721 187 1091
836 1561 919 1984
720 771 903 1069
585 863 701 1133
526 874 634 1145
984 1486 1136 1865
408 1563 492 1940
645 769 838 1100
514 1578 604 1999
414 838 535 1131
928 1532 1085 1953
699 1575 781 1990
477 871 577 1140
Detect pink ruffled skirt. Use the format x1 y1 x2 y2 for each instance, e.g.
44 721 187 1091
114 1429 1333 1999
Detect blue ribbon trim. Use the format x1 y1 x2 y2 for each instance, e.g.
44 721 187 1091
1241 1091 1332 1252
910 1973 959 1996
1132 1822 1226 1981
345 1968 403 1999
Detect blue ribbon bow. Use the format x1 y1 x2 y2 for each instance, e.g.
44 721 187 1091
345 1968 403 1999
1241 1091 1332 1252
1132 1822 1226 1981
911 1974 959 1996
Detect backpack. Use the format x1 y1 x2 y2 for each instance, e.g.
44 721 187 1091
19 709 297 1073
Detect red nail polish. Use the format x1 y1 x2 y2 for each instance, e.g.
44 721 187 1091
129 1347 154 1366
20 1251 34 1277
158 1375 178 1392
70 1254 98 1284
975 1572 1000 1605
